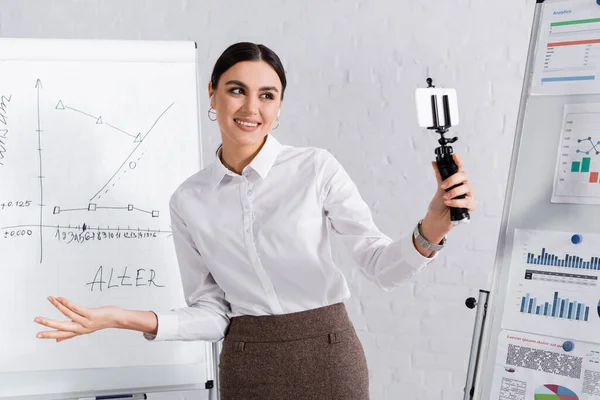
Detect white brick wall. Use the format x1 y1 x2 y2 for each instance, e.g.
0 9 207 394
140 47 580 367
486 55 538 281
0 0 537 398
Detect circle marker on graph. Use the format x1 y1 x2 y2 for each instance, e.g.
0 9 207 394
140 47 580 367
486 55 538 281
571 234 583 244
562 341 575 352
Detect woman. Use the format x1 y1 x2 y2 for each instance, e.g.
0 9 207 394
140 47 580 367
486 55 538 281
35 42 476 399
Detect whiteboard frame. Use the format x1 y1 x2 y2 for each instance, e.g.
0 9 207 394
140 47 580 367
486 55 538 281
0 38 215 400
471 0 590 397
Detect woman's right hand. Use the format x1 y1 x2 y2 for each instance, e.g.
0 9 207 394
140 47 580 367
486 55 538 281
34 296 126 342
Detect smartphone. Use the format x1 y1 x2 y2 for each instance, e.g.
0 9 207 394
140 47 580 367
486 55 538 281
415 87 459 128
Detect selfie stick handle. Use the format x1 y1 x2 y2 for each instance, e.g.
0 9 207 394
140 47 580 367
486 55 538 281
427 78 470 225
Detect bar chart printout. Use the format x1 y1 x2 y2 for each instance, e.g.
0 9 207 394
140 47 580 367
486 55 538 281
502 229 600 343
526 246 600 269
520 291 590 321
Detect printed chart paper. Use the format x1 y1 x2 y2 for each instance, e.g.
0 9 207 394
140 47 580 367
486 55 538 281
532 0 600 95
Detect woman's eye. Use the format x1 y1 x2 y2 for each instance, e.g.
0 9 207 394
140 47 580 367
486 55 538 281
230 88 243 95
261 93 274 100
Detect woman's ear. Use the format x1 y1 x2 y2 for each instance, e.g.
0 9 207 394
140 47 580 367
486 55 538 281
207 82 215 107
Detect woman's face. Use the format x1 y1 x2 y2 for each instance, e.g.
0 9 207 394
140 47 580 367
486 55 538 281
209 60 282 150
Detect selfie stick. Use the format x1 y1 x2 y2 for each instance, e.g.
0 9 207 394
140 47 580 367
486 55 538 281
426 77 470 225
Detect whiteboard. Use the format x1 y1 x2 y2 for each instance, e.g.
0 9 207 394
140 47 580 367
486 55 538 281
0 38 208 399
475 1 600 398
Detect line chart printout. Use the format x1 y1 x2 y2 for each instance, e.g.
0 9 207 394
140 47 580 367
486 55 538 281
531 0 600 95
552 103 600 204
0 39 203 374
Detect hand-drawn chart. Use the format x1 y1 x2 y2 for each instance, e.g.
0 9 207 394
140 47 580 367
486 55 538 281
2 81 176 263
0 41 203 376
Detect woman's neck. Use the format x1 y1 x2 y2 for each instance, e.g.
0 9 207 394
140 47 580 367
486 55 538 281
220 136 267 175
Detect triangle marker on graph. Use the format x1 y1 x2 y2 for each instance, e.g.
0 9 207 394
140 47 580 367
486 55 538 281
134 133 142 143
96 116 103 124
55 100 65 110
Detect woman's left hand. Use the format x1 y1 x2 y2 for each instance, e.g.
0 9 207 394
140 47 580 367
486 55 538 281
428 153 477 225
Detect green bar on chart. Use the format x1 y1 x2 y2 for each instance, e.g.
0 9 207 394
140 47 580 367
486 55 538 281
551 17 600 27
582 157 591 173
572 161 581 172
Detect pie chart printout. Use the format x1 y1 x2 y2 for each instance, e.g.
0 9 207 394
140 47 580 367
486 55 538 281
534 384 579 400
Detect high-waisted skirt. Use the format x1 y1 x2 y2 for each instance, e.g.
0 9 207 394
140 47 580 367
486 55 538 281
219 302 370 400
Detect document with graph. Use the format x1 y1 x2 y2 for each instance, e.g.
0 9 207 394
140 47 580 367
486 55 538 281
552 103 600 204
489 330 600 400
502 229 600 344
531 0 600 95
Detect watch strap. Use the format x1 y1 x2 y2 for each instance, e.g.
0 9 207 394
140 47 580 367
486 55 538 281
413 219 447 251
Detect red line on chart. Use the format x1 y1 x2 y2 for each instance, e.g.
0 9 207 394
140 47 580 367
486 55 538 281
548 38 600 47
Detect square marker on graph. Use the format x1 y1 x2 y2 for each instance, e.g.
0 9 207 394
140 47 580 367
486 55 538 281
128 204 134 211
88 203 97 211
152 210 159 218
53 206 60 214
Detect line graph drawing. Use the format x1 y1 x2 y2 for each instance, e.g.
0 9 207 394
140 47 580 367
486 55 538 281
95 151 147 200
0 80 176 258
89 101 174 201
576 137 600 155
55 100 141 141
53 203 159 218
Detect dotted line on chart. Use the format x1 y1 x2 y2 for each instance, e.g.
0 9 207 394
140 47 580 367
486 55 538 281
97 151 146 200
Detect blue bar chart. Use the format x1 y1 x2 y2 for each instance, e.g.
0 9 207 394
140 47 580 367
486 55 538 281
505 229 600 343
526 246 600 269
520 291 590 321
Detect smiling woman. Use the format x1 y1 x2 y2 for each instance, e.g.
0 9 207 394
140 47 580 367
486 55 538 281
208 43 286 175
35 41 477 400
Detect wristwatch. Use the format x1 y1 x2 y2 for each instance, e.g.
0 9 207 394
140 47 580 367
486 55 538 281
413 219 447 251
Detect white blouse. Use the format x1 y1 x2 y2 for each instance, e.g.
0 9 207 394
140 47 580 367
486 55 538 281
145 134 436 342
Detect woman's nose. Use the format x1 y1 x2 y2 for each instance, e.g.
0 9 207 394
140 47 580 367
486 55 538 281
242 97 259 115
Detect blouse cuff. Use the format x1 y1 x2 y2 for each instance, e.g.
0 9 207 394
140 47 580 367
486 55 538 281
400 231 439 268
143 312 179 342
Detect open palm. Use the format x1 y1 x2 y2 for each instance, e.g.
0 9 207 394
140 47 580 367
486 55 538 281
34 296 122 342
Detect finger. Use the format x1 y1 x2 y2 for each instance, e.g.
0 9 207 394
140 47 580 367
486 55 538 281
431 161 443 184
56 297 89 318
453 153 464 171
443 184 472 200
34 317 83 333
48 296 87 325
56 332 78 343
444 197 477 211
441 171 469 189
36 329 80 340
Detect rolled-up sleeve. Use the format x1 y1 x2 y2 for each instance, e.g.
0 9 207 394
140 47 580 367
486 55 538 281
317 149 437 291
144 189 230 342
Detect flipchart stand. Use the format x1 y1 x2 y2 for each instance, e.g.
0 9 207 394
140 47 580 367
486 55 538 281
75 341 222 400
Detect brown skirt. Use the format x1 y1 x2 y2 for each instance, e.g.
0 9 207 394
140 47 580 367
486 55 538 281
219 302 370 400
